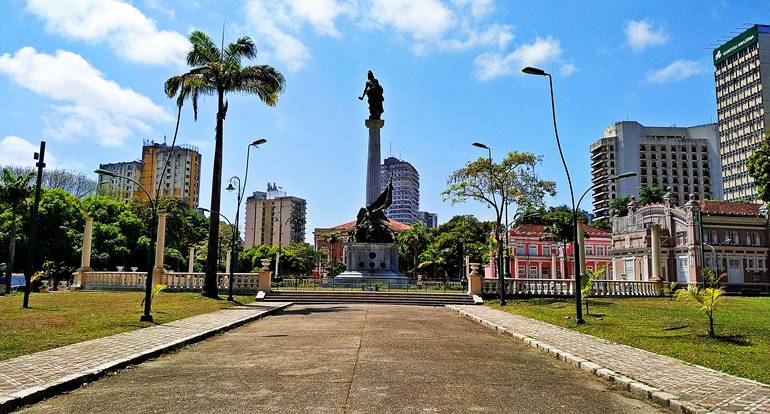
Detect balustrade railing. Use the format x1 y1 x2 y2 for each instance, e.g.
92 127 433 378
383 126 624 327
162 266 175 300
480 278 661 297
80 271 267 293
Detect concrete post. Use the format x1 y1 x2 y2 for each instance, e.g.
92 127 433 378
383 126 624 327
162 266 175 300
225 250 231 274
259 258 272 292
80 216 93 271
467 263 482 296
188 246 195 273
577 218 586 275
365 119 385 206
153 212 167 284
551 246 558 279
650 224 663 294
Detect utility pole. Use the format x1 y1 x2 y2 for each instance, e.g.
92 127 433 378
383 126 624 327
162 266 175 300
23 141 46 309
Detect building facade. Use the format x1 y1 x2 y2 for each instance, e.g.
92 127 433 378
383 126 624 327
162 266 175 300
97 161 142 204
714 25 770 202
418 211 438 228
96 140 202 208
610 194 770 288
590 121 722 220
244 184 307 249
380 157 420 225
501 224 613 279
313 219 411 263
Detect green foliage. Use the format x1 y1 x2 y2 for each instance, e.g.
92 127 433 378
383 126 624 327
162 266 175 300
663 282 678 297
675 269 726 337
747 134 770 202
279 243 323 276
239 244 279 273
0 168 35 279
608 196 631 217
396 222 433 275
418 244 447 278
322 230 345 277
590 219 612 232
638 186 664 205
141 284 168 311
581 266 604 315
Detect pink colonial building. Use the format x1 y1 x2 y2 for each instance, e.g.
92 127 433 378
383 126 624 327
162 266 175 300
502 223 614 279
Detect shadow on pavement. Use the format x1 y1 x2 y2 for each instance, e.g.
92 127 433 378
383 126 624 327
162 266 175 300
280 306 360 316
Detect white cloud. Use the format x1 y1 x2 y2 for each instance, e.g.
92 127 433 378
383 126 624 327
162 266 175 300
369 0 454 45
0 136 58 168
474 36 562 81
646 59 703 83
560 63 576 77
451 0 494 19
0 47 170 146
626 19 667 52
25 0 189 66
244 0 313 71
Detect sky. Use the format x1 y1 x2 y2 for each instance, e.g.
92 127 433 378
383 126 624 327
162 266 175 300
0 0 760 240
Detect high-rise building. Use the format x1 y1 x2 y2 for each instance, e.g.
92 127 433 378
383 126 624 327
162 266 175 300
590 121 722 220
379 156 419 225
97 161 142 204
96 140 202 208
713 25 770 201
138 141 201 208
244 183 307 248
418 211 438 228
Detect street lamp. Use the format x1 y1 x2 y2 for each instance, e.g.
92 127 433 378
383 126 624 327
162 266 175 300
95 168 158 322
522 65 582 323
472 141 507 305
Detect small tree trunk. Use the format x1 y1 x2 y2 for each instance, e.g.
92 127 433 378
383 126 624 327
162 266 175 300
708 311 715 337
5 214 16 293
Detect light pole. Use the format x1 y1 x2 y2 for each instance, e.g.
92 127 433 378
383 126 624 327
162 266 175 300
222 136 267 301
472 141 507 305
199 207 237 300
705 238 731 282
95 168 158 322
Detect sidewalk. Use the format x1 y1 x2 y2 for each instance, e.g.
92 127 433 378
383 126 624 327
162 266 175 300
448 305 770 414
0 302 291 412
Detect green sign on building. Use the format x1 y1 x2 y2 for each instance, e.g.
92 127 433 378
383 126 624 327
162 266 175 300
714 26 759 65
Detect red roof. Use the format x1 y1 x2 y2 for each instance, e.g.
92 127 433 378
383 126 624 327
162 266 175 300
509 223 610 238
329 219 411 232
699 200 763 216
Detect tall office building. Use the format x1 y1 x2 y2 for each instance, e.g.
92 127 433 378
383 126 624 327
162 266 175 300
138 141 201 208
714 24 770 201
590 121 722 220
418 211 439 228
244 183 307 248
96 140 202 208
97 161 142 204
379 156 419 225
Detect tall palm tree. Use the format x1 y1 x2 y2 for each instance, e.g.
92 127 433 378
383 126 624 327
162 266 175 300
165 30 285 298
0 168 35 293
323 231 344 277
638 186 664 205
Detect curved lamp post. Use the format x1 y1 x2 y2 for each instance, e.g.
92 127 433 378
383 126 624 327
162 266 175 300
95 168 158 322
472 141 508 305
522 66 634 323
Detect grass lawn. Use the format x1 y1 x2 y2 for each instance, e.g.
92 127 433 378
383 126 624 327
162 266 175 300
486 296 770 384
0 290 255 361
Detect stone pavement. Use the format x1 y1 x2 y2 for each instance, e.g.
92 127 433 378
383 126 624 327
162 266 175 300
14 304 660 413
0 302 290 412
448 305 770 414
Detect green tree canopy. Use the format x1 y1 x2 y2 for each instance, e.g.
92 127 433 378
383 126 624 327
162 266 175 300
747 134 770 202
638 186 664 205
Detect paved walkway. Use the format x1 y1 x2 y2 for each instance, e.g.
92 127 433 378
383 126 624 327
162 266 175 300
14 304 659 413
0 302 290 412
449 305 770 414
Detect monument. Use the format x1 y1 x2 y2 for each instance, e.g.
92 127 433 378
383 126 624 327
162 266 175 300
333 71 409 288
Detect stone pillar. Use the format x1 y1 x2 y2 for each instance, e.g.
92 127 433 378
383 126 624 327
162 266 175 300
80 216 94 271
650 224 663 295
467 263 482 296
551 246 558 279
259 258 272 292
365 119 385 205
577 218 586 275
225 250 231 274
188 246 195 273
153 212 167 284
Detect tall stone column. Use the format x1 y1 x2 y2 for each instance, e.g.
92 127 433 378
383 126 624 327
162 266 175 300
365 119 385 205
577 218 586 275
551 246 558 279
225 250 232 274
650 225 662 294
153 212 167 284
80 216 93 271
188 246 195 273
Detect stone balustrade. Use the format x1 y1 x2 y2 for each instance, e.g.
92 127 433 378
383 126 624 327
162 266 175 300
481 278 661 298
79 271 268 293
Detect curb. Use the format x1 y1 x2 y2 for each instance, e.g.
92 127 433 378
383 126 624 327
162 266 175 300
1 302 292 413
446 305 704 414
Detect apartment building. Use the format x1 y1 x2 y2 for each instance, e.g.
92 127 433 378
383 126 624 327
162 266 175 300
244 183 307 248
96 161 142 204
380 157 420 225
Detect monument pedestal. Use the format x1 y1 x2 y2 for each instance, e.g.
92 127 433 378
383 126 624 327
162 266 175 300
333 242 409 288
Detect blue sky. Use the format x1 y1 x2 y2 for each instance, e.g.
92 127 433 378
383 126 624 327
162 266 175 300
0 0 759 239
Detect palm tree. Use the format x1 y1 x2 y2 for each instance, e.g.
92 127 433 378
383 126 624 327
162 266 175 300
397 222 431 277
608 195 631 217
165 30 285 298
0 168 35 293
418 244 446 279
638 186 664 205
323 231 344 277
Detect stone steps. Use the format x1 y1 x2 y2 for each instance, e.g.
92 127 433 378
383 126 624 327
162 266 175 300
263 291 477 306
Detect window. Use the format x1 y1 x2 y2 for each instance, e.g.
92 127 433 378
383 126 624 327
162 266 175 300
542 267 550 277
518 266 525 276
585 246 594 255
515 245 525 256
529 266 537 277
528 245 538 256
623 259 635 280
597 246 605 255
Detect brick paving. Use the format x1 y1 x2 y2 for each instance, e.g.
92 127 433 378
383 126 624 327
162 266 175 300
0 302 290 412
449 305 770 414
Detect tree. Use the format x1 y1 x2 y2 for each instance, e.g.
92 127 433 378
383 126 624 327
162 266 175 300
638 186 664 205
581 266 604 315
5 166 97 198
747 134 770 201
0 168 35 293
676 269 725 337
323 231 345 277
431 215 493 279
418 244 447 279
279 242 322 276
165 30 286 298
443 152 555 303
608 195 631 217
396 223 433 276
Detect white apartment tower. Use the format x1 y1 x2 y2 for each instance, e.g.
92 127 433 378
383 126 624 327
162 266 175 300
590 121 723 220
244 183 307 249
714 24 770 201
97 161 142 204
379 157 420 225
